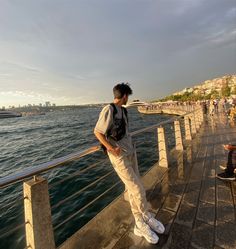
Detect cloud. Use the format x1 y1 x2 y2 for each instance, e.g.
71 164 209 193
170 0 204 16
206 29 236 46
0 90 93 106
1 61 43 73
0 0 235 105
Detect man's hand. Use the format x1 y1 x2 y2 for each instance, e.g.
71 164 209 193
94 130 122 157
223 144 236 151
108 146 121 157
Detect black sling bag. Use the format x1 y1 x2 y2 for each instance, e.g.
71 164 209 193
101 103 128 154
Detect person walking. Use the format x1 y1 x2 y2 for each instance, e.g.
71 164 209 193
94 83 165 244
209 99 215 116
217 144 236 181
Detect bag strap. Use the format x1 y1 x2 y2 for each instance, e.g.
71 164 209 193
110 103 117 119
122 106 128 122
110 103 128 122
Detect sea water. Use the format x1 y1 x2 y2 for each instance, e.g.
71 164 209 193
0 106 176 248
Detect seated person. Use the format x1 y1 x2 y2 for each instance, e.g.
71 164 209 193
229 104 236 120
217 144 236 181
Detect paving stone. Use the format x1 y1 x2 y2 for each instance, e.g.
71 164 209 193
216 200 235 222
217 185 233 203
164 223 191 249
175 202 197 228
215 221 236 249
169 181 186 196
190 220 214 249
197 201 215 225
188 180 202 191
213 246 224 249
112 229 142 249
156 208 175 234
231 182 236 197
201 177 215 189
138 234 169 249
200 185 215 204
216 179 231 188
163 194 181 212
189 163 205 181
188 245 198 249
183 186 200 207
148 194 165 211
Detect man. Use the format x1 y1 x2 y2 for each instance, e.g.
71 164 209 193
229 104 236 121
217 144 236 181
94 83 165 244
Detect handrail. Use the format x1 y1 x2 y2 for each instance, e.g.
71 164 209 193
0 145 100 188
0 107 201 188
130 117 177 136
49 157 108 189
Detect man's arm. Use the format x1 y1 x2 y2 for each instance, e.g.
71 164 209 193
94 131 121 156
223 144 236 150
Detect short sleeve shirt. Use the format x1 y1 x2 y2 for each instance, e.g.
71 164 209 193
94 104 134 155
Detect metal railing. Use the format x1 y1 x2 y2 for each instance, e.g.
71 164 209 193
0 105 202 189
0 105 204 249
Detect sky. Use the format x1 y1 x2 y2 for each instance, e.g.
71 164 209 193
0 0 235 107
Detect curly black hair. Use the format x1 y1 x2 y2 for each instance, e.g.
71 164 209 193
113 82 133 99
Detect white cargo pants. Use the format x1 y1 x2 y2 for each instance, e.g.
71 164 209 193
108 151 148 221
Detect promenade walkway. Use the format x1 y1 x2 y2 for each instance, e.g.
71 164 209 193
111 114 236 249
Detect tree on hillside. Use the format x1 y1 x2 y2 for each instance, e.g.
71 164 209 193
221 83 231 97
211 90 220 99
231 87 236 95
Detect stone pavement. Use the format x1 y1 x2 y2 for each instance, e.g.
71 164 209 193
112 114 236 249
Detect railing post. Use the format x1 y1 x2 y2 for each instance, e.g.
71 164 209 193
199 108 204 124
199 111 203 127
174 120 183 151
196 111 201 130
157 126 169 168
199 110 203 127
24 176 55 249
184 116 192 141
190 114 197 135
177 151 184 178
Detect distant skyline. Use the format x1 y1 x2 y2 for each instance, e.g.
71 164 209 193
0 0 235 106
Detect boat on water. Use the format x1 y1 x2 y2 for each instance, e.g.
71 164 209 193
21 111 46 117
124 100 150 108
0 111 22 119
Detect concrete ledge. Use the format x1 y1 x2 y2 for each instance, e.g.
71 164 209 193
138 108 187 116
58 164 168 249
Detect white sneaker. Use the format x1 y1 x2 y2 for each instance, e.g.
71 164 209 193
143 212 165 234
134 220 159 244
147 217 165 234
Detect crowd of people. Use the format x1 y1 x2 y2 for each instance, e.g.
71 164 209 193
202 98 236 120
139 100 202 112
202 98 236 181
139 98 236 120
137 98 236 182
